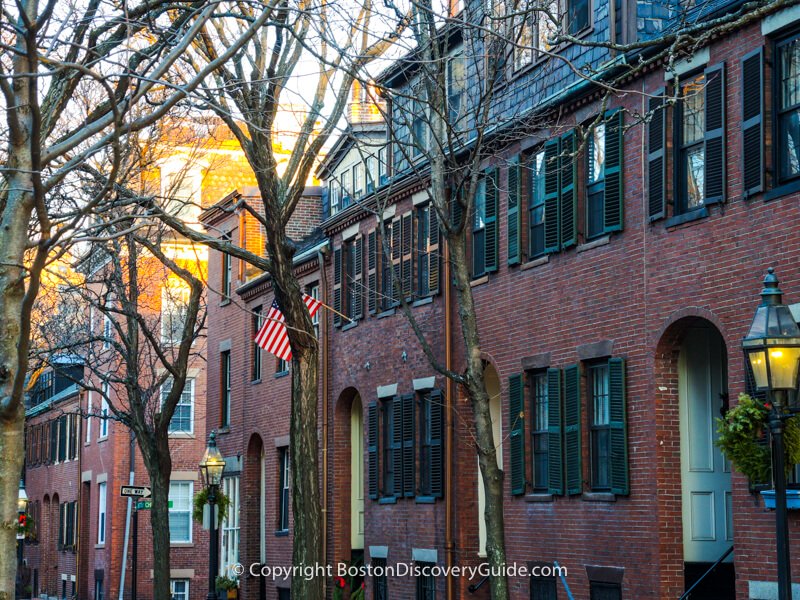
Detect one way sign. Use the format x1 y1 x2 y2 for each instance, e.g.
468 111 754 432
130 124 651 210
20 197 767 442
120 485 151 498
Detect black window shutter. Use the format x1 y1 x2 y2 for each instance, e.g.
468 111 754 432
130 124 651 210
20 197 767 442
507 157 522 265
608 358 629 496
560 131 577 249
742 48 764 197
353 236 364 320
50 420 57 464
58 415 67 462
543 139 561 253
428 206 440 295
449 186 463 231
428 389 444 497
368 402 379 499
391 218 401 305
367 230 378 314
401 394 415 497
546 368 563 496
58 503 65 549
509 373 526 495
604 110 624 232
333 246 343 327
485 168 499 272
401 213 413 299
563 364 582 496
647 89 666 221
704 63 726 204
392 396 404 498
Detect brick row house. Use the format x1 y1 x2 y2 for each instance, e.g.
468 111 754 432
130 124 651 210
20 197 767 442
21 124 258 600
199 1 800 600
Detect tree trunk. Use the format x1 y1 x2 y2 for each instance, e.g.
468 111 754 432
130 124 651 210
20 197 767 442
0 408 24 600
289 347 323 599
449 234 509 600
141 436 173 600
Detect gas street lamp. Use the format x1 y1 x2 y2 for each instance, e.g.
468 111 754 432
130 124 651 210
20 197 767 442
200 431 225 600
743 268 800 600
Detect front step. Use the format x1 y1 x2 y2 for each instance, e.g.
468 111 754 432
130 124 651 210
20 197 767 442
684 562 736 600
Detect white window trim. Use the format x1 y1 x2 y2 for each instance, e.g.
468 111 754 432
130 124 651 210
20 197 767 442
85 391 93 443
163 378 195 436
97 482 107 545
169 481 194 544
99 383 109 440
170 579 190 600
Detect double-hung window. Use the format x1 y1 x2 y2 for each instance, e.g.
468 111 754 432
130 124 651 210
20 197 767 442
447 52 466 130
163 378 194 434
418 390 444 498
278 447 290 531
168 481 193 543
677 75 706 212
170 580 189 600
100 381 109 438
97 482 107 544
220 476 240 576
341 171 351 208
673 65 726 214
530 371 549 492
220 351 231 427
252 307 263 381
412 97 428 158
353 164 363 199
777 35 800 184
221 233 232 299
528 149 546 258
329 180 341 215
586 123 606 239
589 362 611 491
381 398 396 498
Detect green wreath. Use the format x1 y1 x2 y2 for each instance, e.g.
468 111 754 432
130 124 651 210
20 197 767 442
192 487 230 526
715 393 800 484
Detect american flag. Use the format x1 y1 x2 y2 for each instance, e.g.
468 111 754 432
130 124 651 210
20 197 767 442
254 293 322 361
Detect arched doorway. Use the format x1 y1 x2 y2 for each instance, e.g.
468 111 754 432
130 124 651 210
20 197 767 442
478 362 502 557
678 323 734 596
334 387 364 567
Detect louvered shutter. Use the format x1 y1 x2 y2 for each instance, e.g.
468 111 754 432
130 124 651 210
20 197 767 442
543 139 561 253
50 420 57 464
392 396 403 498
391 218 401 305
428 389 444 497
547 368 564 495
704 63 726 204
69 414 78 460
560 131 577 249
509 374 525 495
368 402 378 499
742 49 764 196
608 358 629 495
507 158 522 265
401 213 413 299
401 394 415 497
485 168 499 272
648 90 666 221
58 415 67 462
58 503 65 549
428 207 440 295
367 230 378 314
450 187 463 230
352 236 364 320
604 111 624 232
563 364 582 496
333 246 342 327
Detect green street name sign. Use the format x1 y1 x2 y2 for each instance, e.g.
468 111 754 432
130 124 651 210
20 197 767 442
136 500 172 510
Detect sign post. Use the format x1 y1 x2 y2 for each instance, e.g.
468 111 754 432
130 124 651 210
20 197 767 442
121 486 150 600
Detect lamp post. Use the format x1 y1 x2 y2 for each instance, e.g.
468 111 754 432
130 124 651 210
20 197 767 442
743 268 800 600
17 479 28 567
200 431 226 600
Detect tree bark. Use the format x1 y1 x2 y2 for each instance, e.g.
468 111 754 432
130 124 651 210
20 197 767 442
449 234 509 600
140 432 173 600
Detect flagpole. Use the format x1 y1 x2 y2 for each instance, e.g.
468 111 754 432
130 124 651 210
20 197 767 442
313 298 353 323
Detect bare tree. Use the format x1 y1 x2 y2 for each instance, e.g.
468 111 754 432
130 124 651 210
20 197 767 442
0 1 275 593
33 213 206 600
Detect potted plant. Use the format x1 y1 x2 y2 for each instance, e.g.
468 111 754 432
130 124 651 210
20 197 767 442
716 393 800 508
215 575 238 599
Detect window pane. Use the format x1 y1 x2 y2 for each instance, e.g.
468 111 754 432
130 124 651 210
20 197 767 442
474 179 486 230
588 123 605 184
592 365 610 426
781 39 800 110
685 146 705 209
567 0 589 34
682 76 705 145
780 112 800 180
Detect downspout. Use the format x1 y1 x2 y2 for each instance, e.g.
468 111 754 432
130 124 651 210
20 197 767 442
76 393 83 599
118 429 136 600
318 247 330 600
444 238 455 600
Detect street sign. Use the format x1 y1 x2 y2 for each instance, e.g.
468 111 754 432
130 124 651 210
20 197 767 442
120 485 151 498
136 500 172 510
